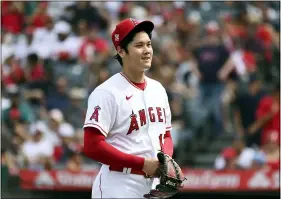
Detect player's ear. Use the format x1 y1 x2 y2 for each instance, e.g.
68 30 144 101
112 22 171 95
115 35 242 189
117 46 126 58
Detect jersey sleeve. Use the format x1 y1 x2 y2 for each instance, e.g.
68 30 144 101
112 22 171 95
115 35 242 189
164 89 172 131
83 89 117 137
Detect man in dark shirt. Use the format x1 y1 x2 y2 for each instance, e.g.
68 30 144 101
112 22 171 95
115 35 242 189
46 76 70 114
233 74 267 146
192 31 230 135
62 2 108 31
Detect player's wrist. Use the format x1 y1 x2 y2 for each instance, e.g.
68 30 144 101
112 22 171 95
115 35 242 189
135 156 145 170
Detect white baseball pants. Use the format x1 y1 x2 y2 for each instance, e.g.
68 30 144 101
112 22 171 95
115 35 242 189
92 165 159 198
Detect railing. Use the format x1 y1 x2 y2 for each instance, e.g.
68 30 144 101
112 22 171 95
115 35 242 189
2 167 279 198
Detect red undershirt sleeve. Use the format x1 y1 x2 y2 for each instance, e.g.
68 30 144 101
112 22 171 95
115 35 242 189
163 131 174 157
83 127 145 170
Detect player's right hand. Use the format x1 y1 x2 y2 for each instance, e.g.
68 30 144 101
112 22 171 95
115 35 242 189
142 158 160 177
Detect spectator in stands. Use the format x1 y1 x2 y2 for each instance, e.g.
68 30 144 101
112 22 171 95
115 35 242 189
24 88 45 119
46 76 70 113
255 20 278 63
254 84 280 146
46 2 75 21
262 131 280 170
1 32 15 62
25 53 48 93
59 124 82 154
31 16 56 59
251 150 266 169
236 145 256 170
66 152 83 172
26 2 51 29
175 49 206 131
215 139 256 170
76 19 89 37
42 109 64 146
65 88 86 129
55 122 76 163
30 109 64 154
2 48 25 86
1 2 25 34
192 21 230 135
173 7 190 45
215 147 237 170
218 38 258 82
2 85 34 130
13 122 32 144
1 148 18 175
242 10 264 55
64 2 108 31
21 122 54 170
50 21 82 63
233 73 267 146
1 114 26 157
13 26 37 63
22 55 49 109
78 26 110 65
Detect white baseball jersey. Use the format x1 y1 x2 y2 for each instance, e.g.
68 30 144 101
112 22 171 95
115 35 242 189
84 72 172 159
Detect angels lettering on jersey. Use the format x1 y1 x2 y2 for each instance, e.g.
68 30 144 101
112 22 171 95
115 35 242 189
90 106 166 135
127 107 166 135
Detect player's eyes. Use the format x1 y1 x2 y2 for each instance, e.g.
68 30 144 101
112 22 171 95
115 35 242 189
135 43 152 48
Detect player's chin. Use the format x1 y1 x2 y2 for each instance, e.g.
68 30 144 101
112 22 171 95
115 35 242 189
141 61 152 68
141 63 151 70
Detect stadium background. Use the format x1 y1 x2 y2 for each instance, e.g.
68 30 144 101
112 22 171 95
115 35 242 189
1 1 280 198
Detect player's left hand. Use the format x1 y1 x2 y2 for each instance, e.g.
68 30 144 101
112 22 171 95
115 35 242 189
144 151 186 198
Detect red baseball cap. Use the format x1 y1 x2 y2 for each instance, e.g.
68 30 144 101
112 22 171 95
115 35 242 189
222 147 237 160
111 18 154 50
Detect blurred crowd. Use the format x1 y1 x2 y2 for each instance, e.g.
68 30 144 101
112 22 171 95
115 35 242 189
1 1 280 174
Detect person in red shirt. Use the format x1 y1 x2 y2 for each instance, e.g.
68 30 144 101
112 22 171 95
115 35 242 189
250 84 280 146
27 2 51 29
25 53 46 82
1 2 24 34
23 53 50 97
78 26 109 65
255 24 275 63
262 131 280 170
221 147 238 170
2 53 25 86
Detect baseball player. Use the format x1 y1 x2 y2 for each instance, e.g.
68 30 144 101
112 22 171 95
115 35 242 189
83 18 174 198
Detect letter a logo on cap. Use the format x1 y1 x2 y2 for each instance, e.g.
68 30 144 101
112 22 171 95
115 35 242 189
115 34 119 41
130 18 139 26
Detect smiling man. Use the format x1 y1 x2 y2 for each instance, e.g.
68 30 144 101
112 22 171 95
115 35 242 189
83 18 174 198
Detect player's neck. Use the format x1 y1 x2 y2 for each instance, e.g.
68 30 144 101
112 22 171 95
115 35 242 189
121 67 145 83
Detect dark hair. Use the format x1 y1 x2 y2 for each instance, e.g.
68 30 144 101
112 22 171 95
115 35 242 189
27 53 39 64
114 27 152 66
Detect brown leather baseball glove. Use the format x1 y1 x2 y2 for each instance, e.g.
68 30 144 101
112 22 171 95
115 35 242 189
144 151 187 198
